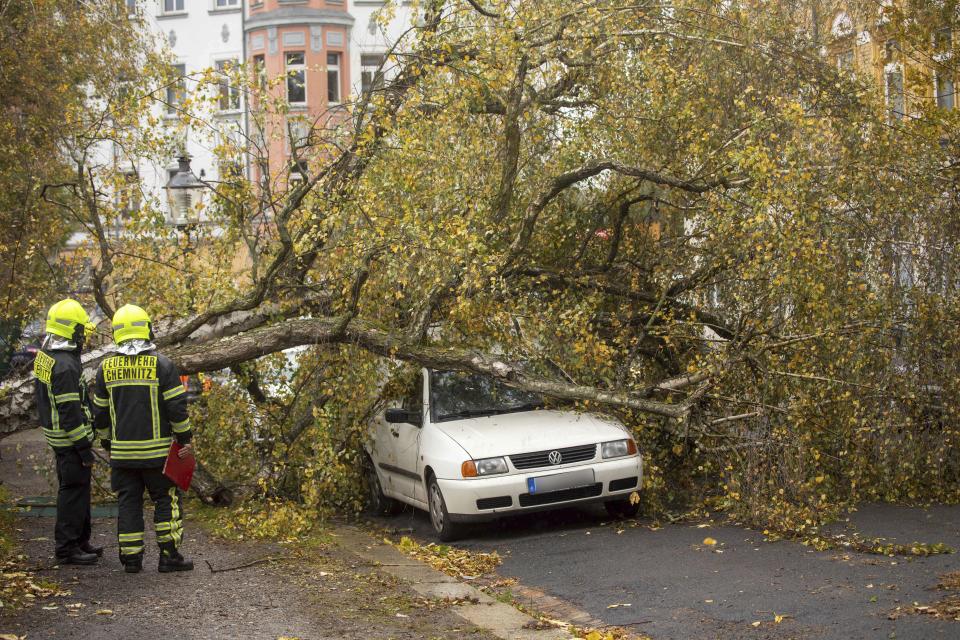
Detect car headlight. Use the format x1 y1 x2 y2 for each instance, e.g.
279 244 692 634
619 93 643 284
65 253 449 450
602 439 638 459
476 456 509 475
462 457 509 477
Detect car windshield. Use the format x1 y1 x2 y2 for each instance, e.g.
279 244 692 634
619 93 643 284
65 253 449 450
430 370 544 422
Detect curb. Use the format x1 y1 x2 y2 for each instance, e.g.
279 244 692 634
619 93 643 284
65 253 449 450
331 525 575 640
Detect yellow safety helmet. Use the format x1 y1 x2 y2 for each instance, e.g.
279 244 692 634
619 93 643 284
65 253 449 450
112 304 152 343
45 299 95 341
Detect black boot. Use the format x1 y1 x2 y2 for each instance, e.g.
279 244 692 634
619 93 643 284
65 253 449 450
80 542 104 557
58 549 98 565
158 546 193 573
121 553 143 574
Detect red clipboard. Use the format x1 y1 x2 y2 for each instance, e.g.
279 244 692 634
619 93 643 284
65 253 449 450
163 442 195 492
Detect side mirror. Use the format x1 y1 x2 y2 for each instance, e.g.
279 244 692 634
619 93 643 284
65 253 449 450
385 408 422 427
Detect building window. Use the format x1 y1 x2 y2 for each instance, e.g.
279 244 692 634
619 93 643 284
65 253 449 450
216 59 240 111
287 117 312 153
836 50 854 73
214 0 239 8
126 0 138 17
286 52 306 105
934 27 952 54
327 52 341 104
252 54 266 95
119 172 141 217
884 39 899 63
166 63 186 115
360 54 385 95
162 0 185 13
289 159 308 184
936 74 955 110
886 68 904 120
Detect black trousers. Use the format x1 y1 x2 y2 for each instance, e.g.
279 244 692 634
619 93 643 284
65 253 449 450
54 448 92 558
111 466 184 560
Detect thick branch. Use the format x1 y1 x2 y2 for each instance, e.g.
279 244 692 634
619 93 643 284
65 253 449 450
170 317 701 419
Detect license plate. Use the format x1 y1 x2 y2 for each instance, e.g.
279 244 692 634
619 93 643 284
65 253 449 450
527 468 595 494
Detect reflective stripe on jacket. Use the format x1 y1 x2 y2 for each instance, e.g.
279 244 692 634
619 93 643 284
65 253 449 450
33 349 94 452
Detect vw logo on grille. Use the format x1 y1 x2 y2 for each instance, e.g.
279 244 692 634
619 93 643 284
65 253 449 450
547 450 563 465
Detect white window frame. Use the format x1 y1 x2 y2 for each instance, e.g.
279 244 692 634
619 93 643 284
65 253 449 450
360 52 386 96
286 116 312 154
934 72 955 110
884 62 904 122
836 49 854 73
212 0 239 10
252 54 267 97
118 171 142 218
215 58 241 113
166 63 186 116
933 28 954 110
285 51 307 107
289 159 308 185
326 52 341 105
160 0 186 16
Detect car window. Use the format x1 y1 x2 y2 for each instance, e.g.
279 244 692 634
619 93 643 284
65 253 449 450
400 371 423 415
429 370 543 422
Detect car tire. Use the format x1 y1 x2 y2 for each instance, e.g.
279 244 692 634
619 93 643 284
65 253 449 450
364 457 402 516
604 497 640 519
427 475 463 542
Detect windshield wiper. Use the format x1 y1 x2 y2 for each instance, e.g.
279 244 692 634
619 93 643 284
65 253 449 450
438 408 501 421
508 402 544 411
439 403 544 421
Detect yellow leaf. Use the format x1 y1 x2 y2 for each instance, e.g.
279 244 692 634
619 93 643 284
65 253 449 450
703 537 718 546
751 621 761 627
95 609 113 615
629 491 640 505
584 632 604 640
774 614 784 624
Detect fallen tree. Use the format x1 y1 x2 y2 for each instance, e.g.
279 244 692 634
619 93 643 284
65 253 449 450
3 0 960 527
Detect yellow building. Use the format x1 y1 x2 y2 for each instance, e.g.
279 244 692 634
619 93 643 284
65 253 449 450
823 2 956 118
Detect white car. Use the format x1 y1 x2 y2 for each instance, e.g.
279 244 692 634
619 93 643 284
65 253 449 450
364 369 643 540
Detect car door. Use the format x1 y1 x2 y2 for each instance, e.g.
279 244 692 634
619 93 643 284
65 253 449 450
375 373 422 500
392 372 424 500
372 410 403 497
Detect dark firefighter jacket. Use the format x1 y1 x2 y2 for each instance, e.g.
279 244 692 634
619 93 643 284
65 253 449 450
34 348 94 457
92 351 192 468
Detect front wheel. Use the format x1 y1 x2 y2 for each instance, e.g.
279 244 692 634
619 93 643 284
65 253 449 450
427 475 463 542
604 496 641 519
364 458 402 516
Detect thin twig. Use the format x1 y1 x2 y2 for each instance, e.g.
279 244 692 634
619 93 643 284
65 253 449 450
205 555 284 573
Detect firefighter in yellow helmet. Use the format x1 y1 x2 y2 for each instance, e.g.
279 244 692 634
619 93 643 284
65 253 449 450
91 304 194 573
33 299 101 565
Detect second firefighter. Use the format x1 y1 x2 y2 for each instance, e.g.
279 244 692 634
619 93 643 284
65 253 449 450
92 304 194 573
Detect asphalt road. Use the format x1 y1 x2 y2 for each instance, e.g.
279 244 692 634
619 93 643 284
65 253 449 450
373 502 960 639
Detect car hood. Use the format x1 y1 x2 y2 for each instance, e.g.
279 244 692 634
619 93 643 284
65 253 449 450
432 409 629 459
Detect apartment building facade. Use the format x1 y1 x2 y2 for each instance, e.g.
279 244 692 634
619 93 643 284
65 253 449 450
822 3 957 119
119 0 408 219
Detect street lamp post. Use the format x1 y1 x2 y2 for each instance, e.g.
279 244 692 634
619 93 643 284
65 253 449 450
164 155 208 307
